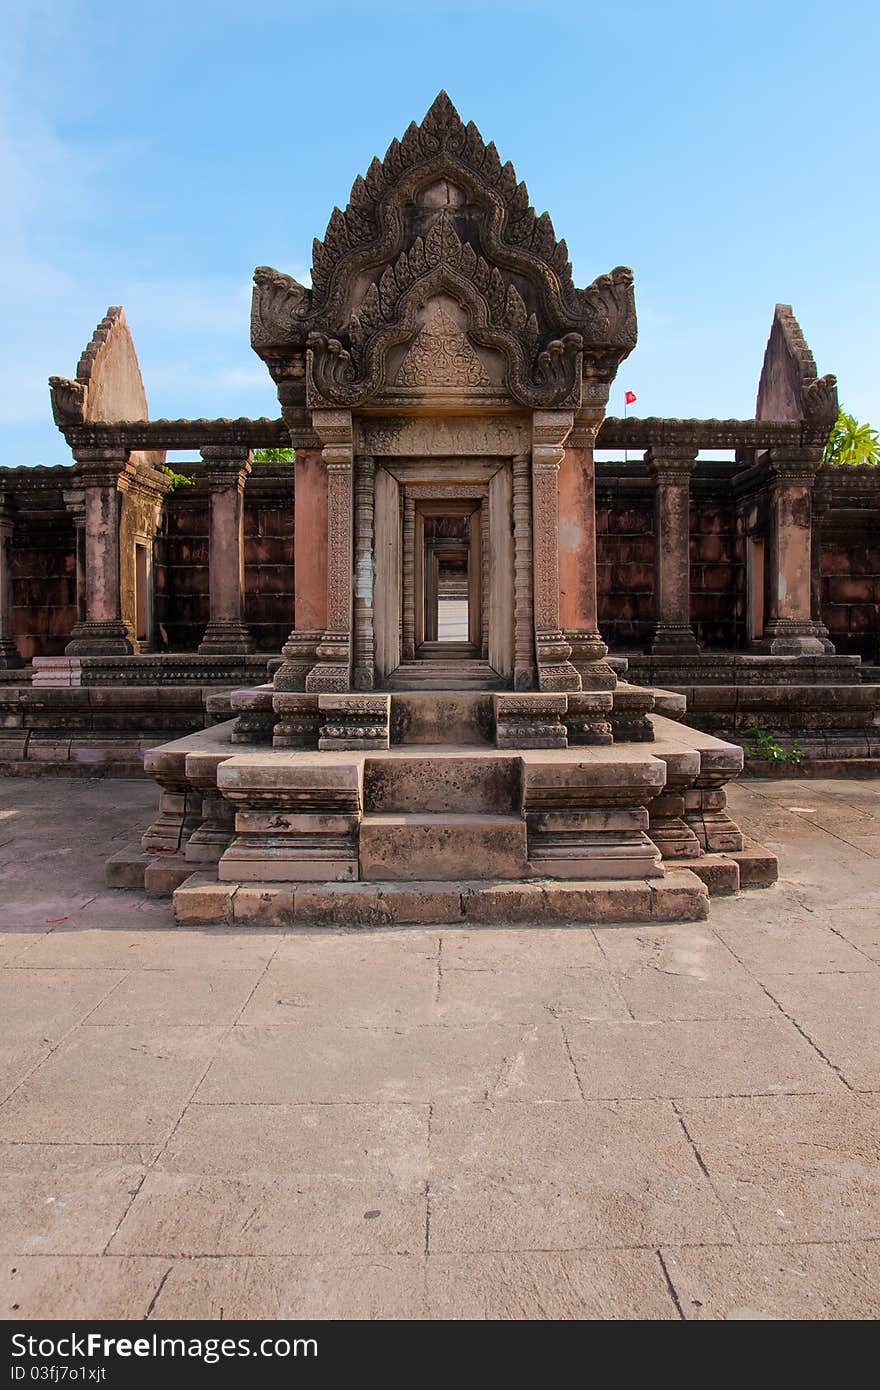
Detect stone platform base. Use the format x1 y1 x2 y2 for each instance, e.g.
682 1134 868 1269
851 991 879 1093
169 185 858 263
0 687 236 777
110 709 779 928
170 867 712 926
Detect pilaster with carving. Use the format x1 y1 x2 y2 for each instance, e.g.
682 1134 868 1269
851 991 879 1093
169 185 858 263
563 403 615 689
530 411 580 691
646 445 700 656
306 410 355 692
512 452 536 689
353 454 376 688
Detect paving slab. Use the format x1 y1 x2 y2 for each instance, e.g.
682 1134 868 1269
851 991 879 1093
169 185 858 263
676 1093 880 1243
593 925 777 1021
0 1142 157 1255
86 966 262 1026
0 1255 171 1320
564 1017 843 1099
151 1254 426 1320
425 1250 678 1320
435 962 628 1024
0 1025 226 1143
661 1241 880 1320
239 937 439 1027
0 773 878 1319
197 1022 579 1105
428 1099 735 1251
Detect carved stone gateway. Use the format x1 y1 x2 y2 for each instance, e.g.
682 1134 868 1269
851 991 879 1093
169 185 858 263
61 92 790 928
252 91 636 696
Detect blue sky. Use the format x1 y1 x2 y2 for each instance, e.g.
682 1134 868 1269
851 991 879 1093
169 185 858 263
1 0 877 467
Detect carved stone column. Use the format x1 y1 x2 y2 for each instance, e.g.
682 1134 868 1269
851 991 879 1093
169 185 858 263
64 447 134 655
646 445 700 656
755 447 825 655
274 447 327 692
306 410 354 692
62 486 87 625
810 478 836 653
512 452 536 689
531 411 580 691
561 413 615 689
352 454 376 689
198 445 255 655
0 496 22 669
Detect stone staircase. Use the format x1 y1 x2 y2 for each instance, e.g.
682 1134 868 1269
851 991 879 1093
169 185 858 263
108 682 780 927
360 753 524 880
385 652 507 691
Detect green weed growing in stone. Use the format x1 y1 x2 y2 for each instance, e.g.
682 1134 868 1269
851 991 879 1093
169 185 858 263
745 723 804 765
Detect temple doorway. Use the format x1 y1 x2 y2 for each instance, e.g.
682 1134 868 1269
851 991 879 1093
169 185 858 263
417 504 481 657
372 466 514 690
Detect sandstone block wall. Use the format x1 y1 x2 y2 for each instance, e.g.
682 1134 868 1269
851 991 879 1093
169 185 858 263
2 459 877 661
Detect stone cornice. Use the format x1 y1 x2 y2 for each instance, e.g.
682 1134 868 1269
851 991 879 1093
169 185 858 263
597 417 812 449
58 418 292 451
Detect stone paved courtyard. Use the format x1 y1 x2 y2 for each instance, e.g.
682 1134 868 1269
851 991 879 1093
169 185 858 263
0 774 878 1320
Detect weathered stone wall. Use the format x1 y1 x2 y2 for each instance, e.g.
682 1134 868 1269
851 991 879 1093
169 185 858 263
594 462 741 651
821 530 880 658
10 521 77 659
818 467 880 661
688 488 742 650
153 482 208 650
153 461 294 653
243 470 295 652
595 467 655 648
1 458 877 661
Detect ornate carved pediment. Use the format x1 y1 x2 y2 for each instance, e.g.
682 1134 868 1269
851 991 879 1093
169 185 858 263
395 306 491 388
251 92 636 410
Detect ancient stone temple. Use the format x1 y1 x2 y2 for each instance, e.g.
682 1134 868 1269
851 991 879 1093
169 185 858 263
3 92 879 925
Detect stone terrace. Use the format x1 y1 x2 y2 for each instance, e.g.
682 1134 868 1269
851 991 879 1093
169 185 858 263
0 774 879 1319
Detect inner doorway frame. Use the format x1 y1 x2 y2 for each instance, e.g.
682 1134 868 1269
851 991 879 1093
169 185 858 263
415 499 482 654
371 461 516 687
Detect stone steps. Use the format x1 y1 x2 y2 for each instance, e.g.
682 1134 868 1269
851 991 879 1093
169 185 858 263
359 812 528 881
173 868 712 927
389 692 494 745
364 753 519 812
385 659 506 692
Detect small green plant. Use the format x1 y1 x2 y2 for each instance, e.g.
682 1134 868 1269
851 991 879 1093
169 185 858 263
253 447 295 463
160 465 195 492
823 408 880 467
744 723 804 766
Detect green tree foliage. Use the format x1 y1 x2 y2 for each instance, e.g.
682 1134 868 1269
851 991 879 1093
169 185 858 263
822 408 880 467
253 448 295 463
160 465 195 491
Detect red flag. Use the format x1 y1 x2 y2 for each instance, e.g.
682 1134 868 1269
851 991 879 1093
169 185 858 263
624 390 637 406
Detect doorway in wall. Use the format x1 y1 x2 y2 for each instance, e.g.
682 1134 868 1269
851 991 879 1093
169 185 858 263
419 508 480 656
135 542 151 647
